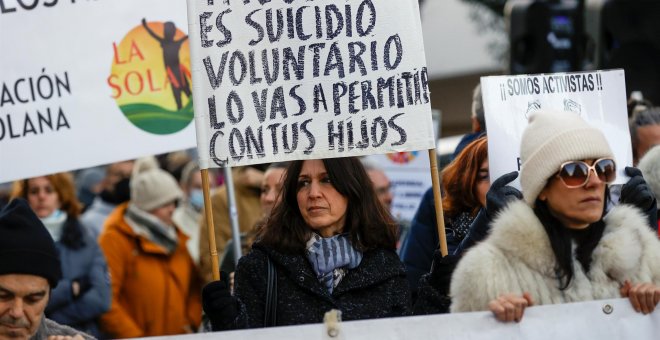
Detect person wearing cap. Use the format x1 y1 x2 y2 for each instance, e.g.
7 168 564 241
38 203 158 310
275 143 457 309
450 110 660 322
0 199 93 340
98 168 202 338
10 173 110 338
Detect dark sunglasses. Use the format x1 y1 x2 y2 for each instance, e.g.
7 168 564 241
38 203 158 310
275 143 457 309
556 158 616 188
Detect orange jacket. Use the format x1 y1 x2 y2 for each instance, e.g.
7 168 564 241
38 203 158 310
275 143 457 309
99 203 202 338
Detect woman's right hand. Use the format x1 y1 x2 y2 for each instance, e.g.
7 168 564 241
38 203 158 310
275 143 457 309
202 271 239 331
487 292 534 323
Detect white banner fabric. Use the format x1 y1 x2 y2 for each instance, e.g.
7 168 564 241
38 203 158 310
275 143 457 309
481 70 632 188
186 0 436 169
0 0 197 183
147 298 659 340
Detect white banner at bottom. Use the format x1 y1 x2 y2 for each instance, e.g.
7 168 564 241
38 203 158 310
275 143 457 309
149 298 659 339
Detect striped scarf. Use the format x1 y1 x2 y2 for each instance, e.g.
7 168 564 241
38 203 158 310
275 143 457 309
305 233 363 294
125 203 178 254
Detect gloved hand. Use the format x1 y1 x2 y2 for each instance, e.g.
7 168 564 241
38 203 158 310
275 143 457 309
428 250 460 296
620 167 656 212
202 271 239 331
485 171 523 219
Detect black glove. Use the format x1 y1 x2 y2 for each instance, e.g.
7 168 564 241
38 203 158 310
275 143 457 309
202 271 239 331
485 171 523 219
621 167 657 231
621 167 656 211
428 250 460 296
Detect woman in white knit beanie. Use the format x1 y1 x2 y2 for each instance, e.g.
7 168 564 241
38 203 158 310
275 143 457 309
98 160 202 337
450 110 660 322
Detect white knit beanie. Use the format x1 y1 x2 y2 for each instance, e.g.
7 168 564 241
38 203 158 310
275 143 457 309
131 156 159 178
638 145 660 207
520 110 614 206
130 168 183 211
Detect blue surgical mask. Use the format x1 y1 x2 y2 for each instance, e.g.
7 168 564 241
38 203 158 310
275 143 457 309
189 189 204 211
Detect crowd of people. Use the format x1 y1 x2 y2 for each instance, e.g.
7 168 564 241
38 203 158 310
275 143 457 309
2 89 660 340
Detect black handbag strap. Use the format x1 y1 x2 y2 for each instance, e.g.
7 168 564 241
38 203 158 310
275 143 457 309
264 256 278 327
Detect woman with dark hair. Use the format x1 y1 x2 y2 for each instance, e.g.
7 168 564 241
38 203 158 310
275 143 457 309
202 157 409 330
450 110 660 321
11 173 111 337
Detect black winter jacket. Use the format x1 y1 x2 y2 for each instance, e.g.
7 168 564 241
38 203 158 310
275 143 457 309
228 243 411 329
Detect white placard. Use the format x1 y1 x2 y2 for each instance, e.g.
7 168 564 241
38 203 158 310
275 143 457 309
186 0 436 169
0 0 197 183
364 152 431 222
481 70 632 188
146 298 659 340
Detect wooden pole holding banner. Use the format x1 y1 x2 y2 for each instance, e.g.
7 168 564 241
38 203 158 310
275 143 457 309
428 149 448 256
201 169 220 281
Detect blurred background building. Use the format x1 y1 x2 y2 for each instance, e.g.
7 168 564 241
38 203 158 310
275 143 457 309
425 0 660 136
421 0 503 137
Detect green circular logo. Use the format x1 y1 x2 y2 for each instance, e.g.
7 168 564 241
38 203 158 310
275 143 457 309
108 20 193 135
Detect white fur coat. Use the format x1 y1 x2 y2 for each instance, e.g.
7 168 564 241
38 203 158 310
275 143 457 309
450 201 660 313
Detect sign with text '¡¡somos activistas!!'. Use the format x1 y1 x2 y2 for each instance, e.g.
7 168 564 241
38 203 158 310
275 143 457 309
186 0 436 168
481 69 632 189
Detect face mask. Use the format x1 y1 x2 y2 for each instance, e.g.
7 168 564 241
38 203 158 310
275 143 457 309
189 189 204 211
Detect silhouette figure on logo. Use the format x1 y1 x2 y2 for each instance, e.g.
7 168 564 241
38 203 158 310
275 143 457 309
142 18 191 110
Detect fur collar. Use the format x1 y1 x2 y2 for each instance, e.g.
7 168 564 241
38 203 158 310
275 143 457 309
486 201 650 281
592 204 653 282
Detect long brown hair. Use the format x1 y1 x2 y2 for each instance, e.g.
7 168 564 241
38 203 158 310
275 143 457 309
442 136 488 218
258 157 398 254
11 172 82 219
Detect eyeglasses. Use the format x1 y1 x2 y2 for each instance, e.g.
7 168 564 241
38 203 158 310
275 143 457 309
556 158 616 188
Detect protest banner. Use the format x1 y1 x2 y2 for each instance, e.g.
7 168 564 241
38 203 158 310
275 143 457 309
147 298 659 340
186 0 446 266
186 0 436 169
0 0 197 183
481 70 632 189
